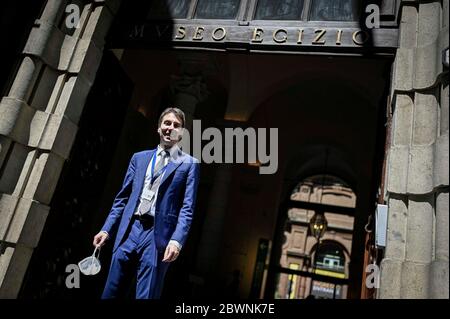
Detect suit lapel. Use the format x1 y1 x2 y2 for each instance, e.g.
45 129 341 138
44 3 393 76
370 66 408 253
160 148 185 185
136 149 156 194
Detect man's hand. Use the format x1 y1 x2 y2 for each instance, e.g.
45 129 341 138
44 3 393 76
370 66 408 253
162 242 180 263
93 231 109 248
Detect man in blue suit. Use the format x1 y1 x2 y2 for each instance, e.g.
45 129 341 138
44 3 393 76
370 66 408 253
93 107 200 299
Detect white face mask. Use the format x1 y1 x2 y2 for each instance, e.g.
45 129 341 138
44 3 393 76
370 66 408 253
78 247 101 276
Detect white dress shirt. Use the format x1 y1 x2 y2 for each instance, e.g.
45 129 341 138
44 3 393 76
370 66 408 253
135 144 182 250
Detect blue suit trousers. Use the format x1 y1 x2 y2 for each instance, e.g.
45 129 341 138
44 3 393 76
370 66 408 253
101 217 169 299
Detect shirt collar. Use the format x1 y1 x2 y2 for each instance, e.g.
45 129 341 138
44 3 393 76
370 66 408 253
157 144 180 160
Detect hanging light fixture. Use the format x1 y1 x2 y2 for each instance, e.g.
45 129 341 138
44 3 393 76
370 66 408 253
309 211 328 239
310 148 330 240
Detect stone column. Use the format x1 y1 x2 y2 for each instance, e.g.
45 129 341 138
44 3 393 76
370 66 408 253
379 1 449 299
195 161 233 289
194 119 247 296
0 0 121 298
169 53 210 133
169 74 208 133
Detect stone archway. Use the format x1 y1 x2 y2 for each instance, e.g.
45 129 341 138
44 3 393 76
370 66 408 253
270 174 356 299
0 0 122 298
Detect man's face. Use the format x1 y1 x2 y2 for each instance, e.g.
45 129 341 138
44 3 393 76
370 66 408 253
158 112 183 147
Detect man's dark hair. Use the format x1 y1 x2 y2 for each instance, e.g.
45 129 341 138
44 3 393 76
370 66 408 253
158 107 185 128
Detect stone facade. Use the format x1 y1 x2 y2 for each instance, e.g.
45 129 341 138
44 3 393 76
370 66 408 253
379 1 449 299
0 0 447 299
0 0 120 298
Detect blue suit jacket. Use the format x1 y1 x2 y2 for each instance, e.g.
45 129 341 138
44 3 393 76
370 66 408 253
101 148 200 254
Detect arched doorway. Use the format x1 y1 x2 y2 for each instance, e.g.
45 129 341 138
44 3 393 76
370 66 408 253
311 240 349 299
271 174 356 299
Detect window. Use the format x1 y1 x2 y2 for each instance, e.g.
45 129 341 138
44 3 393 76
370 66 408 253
254 0 305 20
194 0 241 19
315 242 346 273
286 263 300 299
309 0 358 21
148 0 190 19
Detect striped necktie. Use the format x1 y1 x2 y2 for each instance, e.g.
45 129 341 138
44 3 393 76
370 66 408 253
151 150 169 184
138 150 170 215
